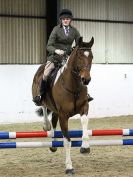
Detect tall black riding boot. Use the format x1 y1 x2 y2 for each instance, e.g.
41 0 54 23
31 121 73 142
33 80 47 105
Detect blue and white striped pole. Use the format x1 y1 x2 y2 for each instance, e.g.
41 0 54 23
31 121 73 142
0 139 133 148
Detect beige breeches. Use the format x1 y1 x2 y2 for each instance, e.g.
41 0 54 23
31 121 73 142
43 61 55 80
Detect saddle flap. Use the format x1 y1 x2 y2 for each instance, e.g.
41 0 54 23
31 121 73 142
47 65 61 89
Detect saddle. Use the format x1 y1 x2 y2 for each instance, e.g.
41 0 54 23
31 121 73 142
44 60 63 110
47 55 67 89
46 51 70 89
47 64 61 89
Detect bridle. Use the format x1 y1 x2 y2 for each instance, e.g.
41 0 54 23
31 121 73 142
72 47 92 78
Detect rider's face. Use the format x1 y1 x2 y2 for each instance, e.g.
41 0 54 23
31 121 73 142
61 18 71 26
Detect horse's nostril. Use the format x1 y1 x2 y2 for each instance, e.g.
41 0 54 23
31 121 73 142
81 77 91 85
82 78 85 83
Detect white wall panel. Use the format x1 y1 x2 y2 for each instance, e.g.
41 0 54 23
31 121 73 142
60 0 133 64
106 23 133 63
0 17 46 64
108 0 133 21
0 0 46 64
61 0 133 21
72 21 106 63
0 0 46 16
1 65 133 123
60 0 107 20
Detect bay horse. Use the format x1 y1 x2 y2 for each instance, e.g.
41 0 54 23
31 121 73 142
32 37 94 175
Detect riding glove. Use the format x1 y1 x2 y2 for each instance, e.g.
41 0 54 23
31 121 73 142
55 49 64 55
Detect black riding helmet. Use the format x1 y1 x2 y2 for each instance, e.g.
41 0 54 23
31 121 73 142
59 9 73 19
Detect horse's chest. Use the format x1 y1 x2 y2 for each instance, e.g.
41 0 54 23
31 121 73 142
62 97 86 114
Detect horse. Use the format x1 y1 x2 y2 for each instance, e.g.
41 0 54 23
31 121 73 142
32 36 94 175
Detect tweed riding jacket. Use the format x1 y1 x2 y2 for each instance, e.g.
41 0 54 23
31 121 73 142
46 24 80 61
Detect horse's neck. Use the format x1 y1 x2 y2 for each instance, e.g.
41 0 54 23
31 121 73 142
67 48 77 69
63 48 81 90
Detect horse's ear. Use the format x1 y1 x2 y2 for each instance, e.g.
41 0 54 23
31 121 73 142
88 37 94 48
78 37 83 47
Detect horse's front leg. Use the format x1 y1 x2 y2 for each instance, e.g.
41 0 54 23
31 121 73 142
80 103 90 153
59 111 75 175
49 112 58 152
42 107 51 131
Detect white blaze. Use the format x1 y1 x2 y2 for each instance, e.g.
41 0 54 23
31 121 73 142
84 51 89 57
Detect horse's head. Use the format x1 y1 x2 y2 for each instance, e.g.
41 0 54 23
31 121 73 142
73 37 94 85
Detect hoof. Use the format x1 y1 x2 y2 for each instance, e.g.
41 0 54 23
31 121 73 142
49 147 57 152
80 147 90 154
65 169 75 175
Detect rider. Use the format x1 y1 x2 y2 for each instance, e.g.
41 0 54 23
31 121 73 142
33 9 93 105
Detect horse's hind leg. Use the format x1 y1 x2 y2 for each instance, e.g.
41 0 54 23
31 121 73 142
80 113 90 153
51 112 58 130
42 107 51 131
49 112 58 152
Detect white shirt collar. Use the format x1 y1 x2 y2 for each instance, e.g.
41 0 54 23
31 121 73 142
63 25 70 30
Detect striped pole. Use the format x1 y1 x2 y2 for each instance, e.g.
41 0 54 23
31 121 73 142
0 129 133 139
0 139 133 148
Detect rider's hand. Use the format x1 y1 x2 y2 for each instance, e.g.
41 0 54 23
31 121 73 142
55 49 64 55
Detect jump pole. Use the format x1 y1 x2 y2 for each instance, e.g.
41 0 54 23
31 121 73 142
0 129 133 139
0 139 133 148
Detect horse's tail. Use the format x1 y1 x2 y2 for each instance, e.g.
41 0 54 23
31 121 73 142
35 107 51 117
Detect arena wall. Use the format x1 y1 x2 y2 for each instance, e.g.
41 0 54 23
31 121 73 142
0 64 133 124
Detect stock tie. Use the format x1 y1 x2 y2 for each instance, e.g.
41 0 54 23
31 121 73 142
65 26 69 36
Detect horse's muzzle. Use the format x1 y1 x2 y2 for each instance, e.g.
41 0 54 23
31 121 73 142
81 77 91 85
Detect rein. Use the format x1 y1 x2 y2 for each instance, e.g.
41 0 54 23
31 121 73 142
61 75 82 113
